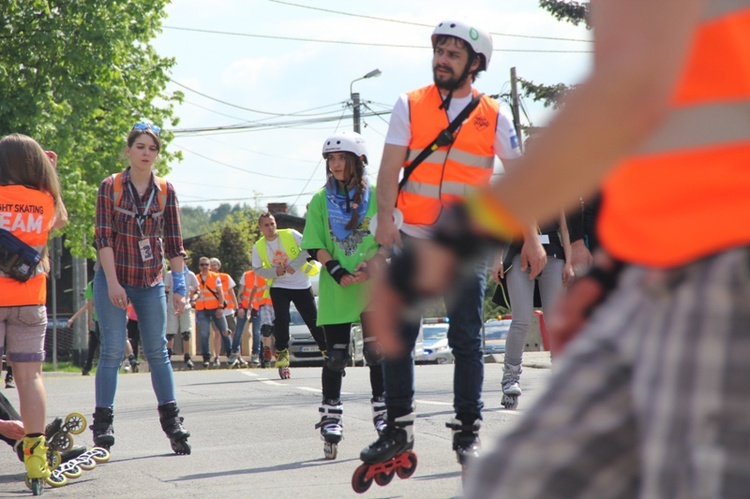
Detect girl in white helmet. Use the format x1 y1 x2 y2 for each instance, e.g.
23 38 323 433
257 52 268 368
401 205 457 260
301 131 390 460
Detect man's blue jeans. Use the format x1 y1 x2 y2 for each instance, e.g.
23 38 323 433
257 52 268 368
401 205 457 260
93 268 176 407
195 309 228 358
233 310 260 355
383 236 486 419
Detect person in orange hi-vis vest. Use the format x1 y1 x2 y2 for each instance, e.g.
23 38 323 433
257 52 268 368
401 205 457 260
369 1 750 497
234 269 273 367
208 257 238 367
192 256 227 368
0 134 67 491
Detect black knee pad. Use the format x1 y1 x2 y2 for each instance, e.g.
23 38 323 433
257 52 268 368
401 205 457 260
181 331 191 342
325 348 349 372
261 324 274 338
166 333 176 342
363 338 383 366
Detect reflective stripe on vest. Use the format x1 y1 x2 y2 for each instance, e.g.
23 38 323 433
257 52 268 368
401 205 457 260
0 185 55 306
218 273 236 309
600 2 750 267
195 271 221 310
397 84 498 226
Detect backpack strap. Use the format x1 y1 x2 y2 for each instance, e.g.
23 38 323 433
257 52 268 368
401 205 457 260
111 171 169 218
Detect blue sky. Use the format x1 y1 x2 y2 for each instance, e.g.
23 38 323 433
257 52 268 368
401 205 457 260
153 0 592 213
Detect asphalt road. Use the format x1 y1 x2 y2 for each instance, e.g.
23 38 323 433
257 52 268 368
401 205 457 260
0 356 552 498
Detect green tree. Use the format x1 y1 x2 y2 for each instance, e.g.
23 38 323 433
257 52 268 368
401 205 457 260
0 0 182 258
516 1 590 115
180 206 212 239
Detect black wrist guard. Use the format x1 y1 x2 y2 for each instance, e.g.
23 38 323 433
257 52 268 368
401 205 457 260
325 259 351 285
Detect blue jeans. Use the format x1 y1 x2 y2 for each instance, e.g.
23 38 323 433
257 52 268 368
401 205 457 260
233 311 260 355
383 236 486 419
195 309 228 358
93 268 176 407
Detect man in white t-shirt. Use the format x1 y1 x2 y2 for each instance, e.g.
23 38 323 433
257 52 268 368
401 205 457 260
362 19 546 471
164 255 200 369
251 213 325 378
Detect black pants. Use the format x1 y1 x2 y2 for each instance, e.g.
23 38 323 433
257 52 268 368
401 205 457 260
0 391 21 449
269 286 325 351
83 323 100 372
322 313 384 401
126 319 141 359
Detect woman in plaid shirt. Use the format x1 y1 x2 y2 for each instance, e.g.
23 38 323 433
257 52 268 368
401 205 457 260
91 123 191 455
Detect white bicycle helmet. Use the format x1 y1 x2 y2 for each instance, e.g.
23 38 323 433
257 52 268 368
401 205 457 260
322 131 368 164
431 19 493 71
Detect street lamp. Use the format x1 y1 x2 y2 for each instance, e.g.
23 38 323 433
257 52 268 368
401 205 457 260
350 68 382 133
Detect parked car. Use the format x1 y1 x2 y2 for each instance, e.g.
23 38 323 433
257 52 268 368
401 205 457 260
288 302 364 366
483 319 512 355
419 322 452 364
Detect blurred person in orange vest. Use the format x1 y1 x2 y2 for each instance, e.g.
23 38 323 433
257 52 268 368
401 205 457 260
0 133 67 489
208 257 238 367
164 255 199 369
192 256 227 368
235 268 273 367
369 1 750 497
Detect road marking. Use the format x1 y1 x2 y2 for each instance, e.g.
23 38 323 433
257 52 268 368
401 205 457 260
240 370 284 386
415 399 453 406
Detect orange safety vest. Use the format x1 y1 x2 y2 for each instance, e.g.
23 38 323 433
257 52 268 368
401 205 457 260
217 272 236 310
599 3 750 267
194 271 222 310
397 84 499 226
0 185 55 306
239 270 271 310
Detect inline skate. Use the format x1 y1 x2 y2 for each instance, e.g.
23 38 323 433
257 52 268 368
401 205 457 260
276 348 291 379
22 435 52 495
353 413 417 493
90 407 115 450
501 362 522 409
184 353 194 370
45 447 111 488
158 402 191 455
315 400 343 460
45 413 87 469
446 416 480 480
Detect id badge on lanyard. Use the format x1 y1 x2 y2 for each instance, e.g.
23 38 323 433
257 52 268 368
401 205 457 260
128 183 156 262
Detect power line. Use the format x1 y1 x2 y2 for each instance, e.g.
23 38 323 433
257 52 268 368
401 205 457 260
170 78 349 116
175 144 312 181
161 26 593 54
180 191 319 204
267 0 592 43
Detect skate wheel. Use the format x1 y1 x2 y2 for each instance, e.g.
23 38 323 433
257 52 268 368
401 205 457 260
396 452 418 479
45 471 67 488
77 458 96 471
171 439 191 455
64 413 87 434
89 447 111 463
374 470 395 486
54 433 73 452
323 442 337 460
61 464 82 479
502 395 519 410
352 463 373 494
26 476 45 495
47 450 62 470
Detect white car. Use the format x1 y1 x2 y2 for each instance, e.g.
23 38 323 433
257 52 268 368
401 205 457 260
419 323 453 364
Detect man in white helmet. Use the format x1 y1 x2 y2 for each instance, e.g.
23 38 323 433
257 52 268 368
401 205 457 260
359 19 545 479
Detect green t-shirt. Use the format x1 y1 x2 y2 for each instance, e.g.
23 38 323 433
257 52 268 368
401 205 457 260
84 281 97 321
301 185 379 326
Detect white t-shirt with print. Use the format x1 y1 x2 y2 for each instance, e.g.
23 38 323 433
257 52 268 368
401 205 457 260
251 230 310 290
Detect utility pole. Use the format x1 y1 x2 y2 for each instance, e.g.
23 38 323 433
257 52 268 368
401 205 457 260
352 92 361 133
510 67 525 152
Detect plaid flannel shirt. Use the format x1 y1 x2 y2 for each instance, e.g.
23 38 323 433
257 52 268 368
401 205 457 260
95 168 184 288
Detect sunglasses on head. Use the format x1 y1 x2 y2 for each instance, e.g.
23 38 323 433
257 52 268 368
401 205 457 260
132 122 161 136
